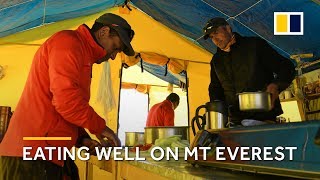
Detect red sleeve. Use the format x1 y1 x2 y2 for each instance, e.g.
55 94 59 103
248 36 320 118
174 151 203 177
48 32 105 135
163 106 174 126
75 127 91 148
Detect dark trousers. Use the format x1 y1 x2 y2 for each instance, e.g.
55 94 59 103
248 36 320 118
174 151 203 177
0 156 63 180
63 157 80 180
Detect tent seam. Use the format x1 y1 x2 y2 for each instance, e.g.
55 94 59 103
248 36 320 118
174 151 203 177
231 0 263 19
199 0 291 57
232 18 291 57
200 0 230 18
42 0 47 25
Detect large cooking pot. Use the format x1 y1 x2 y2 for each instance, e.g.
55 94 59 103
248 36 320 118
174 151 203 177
238 92 272 112
144 126 189 144
125 132 145 147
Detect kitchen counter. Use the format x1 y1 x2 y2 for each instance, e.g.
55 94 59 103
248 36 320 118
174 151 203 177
87 151 296 180
85 121 320 179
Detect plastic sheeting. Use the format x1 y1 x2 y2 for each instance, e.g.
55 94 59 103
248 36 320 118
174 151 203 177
132 0 320 61
2 0 319 61
137 61 186 87
0 0 123 37
96 61 116 115
0 0 184 87
2 0 319 82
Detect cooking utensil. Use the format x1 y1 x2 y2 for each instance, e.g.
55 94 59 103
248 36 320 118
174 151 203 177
238 91 272 112
125 132 145 147
191 101 228 135
144 126 189 144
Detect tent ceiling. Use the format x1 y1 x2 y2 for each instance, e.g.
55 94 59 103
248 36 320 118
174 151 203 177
132 0 320 62
0 0 122 37
1 0 319 62
0 7 204 87
0 6 212 63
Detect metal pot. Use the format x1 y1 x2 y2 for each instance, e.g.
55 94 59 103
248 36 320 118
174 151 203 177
144 126 189 144
125 132 145 147
191 101 228 135
238 91 272 112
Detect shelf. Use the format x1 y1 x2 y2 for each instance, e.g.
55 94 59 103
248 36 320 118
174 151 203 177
305 93 320 100
306 109 320 115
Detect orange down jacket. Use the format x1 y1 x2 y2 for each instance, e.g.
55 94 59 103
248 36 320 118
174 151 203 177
0 24 107 166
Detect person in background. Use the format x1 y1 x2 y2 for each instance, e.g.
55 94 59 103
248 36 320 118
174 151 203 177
146 93 180 127
0 13 135 180
203 17 295 127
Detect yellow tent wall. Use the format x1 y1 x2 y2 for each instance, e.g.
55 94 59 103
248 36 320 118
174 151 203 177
0 7 212 141
187 62 211 137
0 8 212 179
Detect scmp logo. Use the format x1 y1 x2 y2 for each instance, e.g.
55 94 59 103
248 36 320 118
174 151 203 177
274 12 303 35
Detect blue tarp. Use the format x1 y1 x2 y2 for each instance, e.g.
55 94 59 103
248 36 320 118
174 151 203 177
132 0 320 62
0 0 123 37
0 0 185 84
1 0 319 61
1 0 320 84
137 61 186 87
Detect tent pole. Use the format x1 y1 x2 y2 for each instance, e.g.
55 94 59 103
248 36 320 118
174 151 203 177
116 64 124 135
186 72 191 142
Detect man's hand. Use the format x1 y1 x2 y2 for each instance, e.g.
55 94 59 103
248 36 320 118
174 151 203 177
266 83 279 109
96 126 121 147
81 138 101 155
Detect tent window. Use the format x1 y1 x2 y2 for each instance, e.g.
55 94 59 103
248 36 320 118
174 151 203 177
118 64 189 145
118 89 148 144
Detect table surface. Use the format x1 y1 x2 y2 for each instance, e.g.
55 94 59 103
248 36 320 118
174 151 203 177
112 151 301 180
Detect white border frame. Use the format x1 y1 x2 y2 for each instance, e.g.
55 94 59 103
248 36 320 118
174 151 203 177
274 12 304 35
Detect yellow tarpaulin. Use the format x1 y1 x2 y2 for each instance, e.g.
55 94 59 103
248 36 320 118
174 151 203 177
0 7 212 142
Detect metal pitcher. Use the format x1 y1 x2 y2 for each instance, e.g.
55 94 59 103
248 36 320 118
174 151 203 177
191 101 228 135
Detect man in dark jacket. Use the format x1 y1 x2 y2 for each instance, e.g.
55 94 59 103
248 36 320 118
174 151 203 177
203 17 295 126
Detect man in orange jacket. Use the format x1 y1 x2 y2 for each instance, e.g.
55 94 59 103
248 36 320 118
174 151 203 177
0 13 135 179
146 93 180 127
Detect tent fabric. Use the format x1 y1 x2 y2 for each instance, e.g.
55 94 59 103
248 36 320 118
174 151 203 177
1 0 319 62
131 0 320 62
121 52 187 86
139 52 187 74
1 1 314 144
136 60 186 87
121 52 140 66
122 52 188 74
0 7 211 140
0 0 124 37
121 82 150 94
